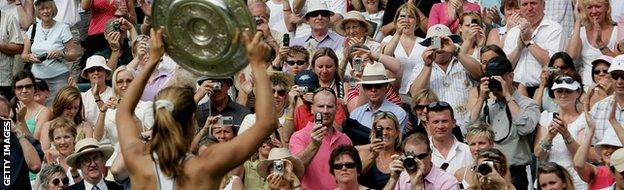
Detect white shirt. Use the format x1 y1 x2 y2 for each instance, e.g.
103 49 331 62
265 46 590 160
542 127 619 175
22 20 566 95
611 1 624 24
82 86 114 125
360 10 385 42
84 178 108 190
53 0 81 26
409 58 473 133
101 100 154 145
578 26 620 87
503 18 564 87
266 0 289 34
383 35 427 95
293 0 346 38
429 136 473 174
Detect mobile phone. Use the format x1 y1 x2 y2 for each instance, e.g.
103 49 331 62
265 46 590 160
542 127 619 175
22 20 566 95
314 113 323 125
431 37 441 49
283 34 290 47
273 160 284 176
375 126 383 140
37 53 48 61
353 57 363 72
553 112 559 120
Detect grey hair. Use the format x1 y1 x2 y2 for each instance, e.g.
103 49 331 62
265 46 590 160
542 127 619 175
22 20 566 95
250 1 271 18
38 164 66 189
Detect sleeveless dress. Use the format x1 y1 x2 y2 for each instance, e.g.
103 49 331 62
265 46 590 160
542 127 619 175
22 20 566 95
25 107 44 134
151 153 177 190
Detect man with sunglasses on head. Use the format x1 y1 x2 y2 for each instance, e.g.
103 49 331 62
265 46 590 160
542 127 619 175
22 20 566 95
289 87 352 190
290 3 345 53
195 76 251 129
409 24 485 135
426 101 473 174
384 133 459 190
469 56 540 190
590 55 624 147
349 62 407 131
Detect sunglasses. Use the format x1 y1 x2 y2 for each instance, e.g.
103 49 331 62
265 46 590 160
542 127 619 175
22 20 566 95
273 89 287 96
593 69 609 75
332 162 357 170
554 77 576 84
362 83 386 90
413 104 429 111
407 152 431 160
307 11 332 18
612 73 624 80
428 101 451 110
285 60 307 66
51 177 69 186
86 67 106 73
116 79 132 85
14 84 34 90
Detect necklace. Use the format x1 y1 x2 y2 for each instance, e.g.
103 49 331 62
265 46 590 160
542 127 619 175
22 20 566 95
42 29 50 40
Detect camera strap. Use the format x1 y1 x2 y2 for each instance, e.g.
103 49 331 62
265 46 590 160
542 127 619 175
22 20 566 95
30 21 36 44
483 101 512 144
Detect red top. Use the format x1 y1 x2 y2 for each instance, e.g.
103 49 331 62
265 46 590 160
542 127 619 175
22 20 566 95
589 166 615 190
293 100 347 131
88 0 116 35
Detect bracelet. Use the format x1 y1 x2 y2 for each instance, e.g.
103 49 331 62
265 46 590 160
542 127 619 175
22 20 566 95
284 116 294 121
540 139 552 151
95 99 102 103
564 137 573 145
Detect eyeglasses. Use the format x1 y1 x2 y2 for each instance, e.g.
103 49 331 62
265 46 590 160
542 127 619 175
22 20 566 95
285 60 307 66
362 83 386 90
273 89 287 96
428 101 451 110
413 104 429 111
593 69 609 75
612 73 624 81
15 84 34 90
332 162 357 170
307 11 332 18
554 77 576 84
116 79 132 85
51 177 69 186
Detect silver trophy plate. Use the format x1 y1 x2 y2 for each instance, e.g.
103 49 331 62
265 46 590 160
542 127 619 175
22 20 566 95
152 0 255 77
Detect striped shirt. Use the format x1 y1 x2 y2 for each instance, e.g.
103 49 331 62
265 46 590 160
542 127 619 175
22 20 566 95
590 95 624 144
503 18 564 87
346 85 402 106
408 58 474 133
544 0 574 38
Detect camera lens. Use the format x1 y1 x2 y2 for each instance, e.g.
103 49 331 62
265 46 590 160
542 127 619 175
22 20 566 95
403 156 417 171
477 163 492 175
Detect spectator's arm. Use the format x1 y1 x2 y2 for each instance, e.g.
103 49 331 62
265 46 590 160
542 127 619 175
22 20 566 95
292 0 305 14
34 108 50 140
16 0 34 30
94 108 107 141
409 64 432 96
573 114 598 184
0 42 23 55
20 135 42 172
534 124 553 161
62 39 80 62
294 139 320 167
566 20 582 59
458 43 484 78
111 150 130 183
81 0 92 11
503 27 523 68
513 100 539 136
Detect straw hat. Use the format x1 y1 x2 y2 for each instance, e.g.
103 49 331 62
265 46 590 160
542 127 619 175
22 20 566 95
66 138 114 168
335 11 374 36
258 148 305 179
357 62 395 84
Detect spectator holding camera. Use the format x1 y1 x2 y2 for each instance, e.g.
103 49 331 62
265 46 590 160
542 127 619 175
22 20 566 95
357 111 402 189
537 162 576 190
534 72 591 189
457 12 485 61
383 133 459 190
503 0 564 98
330 145 367 190
95 18 137 69
21 0 80 106
335 11 381 59
260 148 304 190
289 88 352 189
533 52 577 112
586 56 615 108
410 24 484 133
454 125 495 186
469 56 540 189
464 148 514 190
195 77 251 128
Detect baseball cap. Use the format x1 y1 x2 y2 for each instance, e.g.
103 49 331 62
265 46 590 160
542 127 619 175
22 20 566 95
484 56 513 77
294 70 319 92
608 55 624 73
610 148 624 172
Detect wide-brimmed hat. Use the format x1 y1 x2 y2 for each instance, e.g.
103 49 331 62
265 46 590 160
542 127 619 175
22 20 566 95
304 2 334 18
419 24 462 46
608 55 624 73
66 138 114 168
335 11 374 36
358 62 395 84
258 148 305 179
596 132 623 147
81 55 112 79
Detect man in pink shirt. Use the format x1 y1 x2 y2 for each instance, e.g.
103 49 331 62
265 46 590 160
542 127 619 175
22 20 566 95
384 133 459 190
289 88 353 190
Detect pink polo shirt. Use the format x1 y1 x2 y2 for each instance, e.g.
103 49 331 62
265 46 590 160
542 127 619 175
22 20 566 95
394 166 459 190
289 122 353 190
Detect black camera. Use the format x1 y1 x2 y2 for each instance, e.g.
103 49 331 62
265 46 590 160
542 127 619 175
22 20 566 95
283 34 290 47
488 77 502 92
113 20 121 32
375 126 383 140
403 155 417 172
37 53 48 61
476 160 494 175
254 16 263 25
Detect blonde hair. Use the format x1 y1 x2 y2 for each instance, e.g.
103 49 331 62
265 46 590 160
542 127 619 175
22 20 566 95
392 4 420 29
465 123 495 145
411 89 439 106
112 65 134 97
52 86 85 125
580 0 612 27
48 117 77 141
371 112 403 151
151 87 196 183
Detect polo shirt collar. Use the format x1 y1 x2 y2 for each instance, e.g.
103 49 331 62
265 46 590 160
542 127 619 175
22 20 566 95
305 31 337 43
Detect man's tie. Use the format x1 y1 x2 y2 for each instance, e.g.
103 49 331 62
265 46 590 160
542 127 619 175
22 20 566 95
91 185 100 190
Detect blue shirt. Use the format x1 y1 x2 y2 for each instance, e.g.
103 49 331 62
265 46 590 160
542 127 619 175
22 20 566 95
290 31 344 53
349 100 408 132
